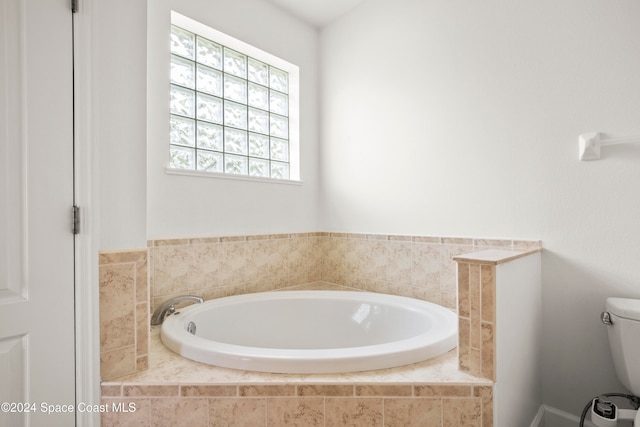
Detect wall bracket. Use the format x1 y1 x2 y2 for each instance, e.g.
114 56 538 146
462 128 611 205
579 132 640 161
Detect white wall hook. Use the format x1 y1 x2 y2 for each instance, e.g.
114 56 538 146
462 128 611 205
579 132 640 161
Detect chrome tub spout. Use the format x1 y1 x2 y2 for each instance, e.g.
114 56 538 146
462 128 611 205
151 295 204 325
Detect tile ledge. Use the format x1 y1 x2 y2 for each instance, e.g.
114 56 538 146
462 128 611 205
453 248 542 265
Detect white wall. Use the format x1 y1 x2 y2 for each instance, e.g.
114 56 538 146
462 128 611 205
147 0 321 239
320 0 640 417
495 253 542 426
95 0 148 250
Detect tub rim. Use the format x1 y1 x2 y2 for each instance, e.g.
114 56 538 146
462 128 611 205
160 290 458 374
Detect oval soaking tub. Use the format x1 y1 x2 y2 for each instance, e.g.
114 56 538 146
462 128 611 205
160 290 457 374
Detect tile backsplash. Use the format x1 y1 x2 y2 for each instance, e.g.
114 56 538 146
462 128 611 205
99 249 149 381
148 233 321 312
457 263 496 380
99 232 540 381
148 232 539 313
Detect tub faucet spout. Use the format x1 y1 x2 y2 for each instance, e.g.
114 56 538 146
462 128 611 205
151 295 204 325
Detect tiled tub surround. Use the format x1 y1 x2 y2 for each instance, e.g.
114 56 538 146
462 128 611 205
99 234 542 425
99 249 150 381
454 249 543 426
101 323 494 426
149 233 321 313
456 261 497 381
101 381 493 427
148 232 541 313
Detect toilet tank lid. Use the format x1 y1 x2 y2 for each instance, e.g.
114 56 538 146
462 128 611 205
606 297 640 321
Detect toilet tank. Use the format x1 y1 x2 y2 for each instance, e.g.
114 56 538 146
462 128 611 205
605 297 640 396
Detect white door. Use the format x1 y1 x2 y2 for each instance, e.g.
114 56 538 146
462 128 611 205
0 0 76 426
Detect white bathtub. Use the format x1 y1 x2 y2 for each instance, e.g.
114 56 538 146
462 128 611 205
160 290 457 374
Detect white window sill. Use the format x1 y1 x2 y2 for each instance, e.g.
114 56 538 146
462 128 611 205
165 167 303 185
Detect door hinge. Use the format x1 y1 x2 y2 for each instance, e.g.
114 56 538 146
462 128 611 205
72 205 80 235
71 0 78 13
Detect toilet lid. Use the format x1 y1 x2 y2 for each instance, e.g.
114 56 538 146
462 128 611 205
606 297 640 321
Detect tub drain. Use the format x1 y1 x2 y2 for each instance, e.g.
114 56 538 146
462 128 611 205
187 321 196 335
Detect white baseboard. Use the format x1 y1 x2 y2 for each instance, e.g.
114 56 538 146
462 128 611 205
529 405 545 427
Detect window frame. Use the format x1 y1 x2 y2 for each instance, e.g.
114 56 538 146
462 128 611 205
167 11 301 182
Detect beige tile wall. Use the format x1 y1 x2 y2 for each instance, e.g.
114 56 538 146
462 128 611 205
99 236 540 378
99 233 540 425
101 383 493 427
99 249 149 381
457 263 496 381
149 233 322 313
148 232 539 312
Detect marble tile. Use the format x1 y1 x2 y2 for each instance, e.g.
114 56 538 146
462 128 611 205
123 385 180 397
100 263 135 352
414 385 472 397
453 248 541 265
190 243 221 292
287 236 311 275
100 249 150 380
441 237 473 245
411 242 440 290
469 265 481 350
473 238 512 249
218 241 247 287
389 235 412 241
475 386 494 427
152 238 190 246
324 398 383 427
101 398 150 427
136 356 148 371
151 245 196 297
297 385 353 397
440 243 474 295
101 384 122 397
363 239 390 282
266 398 324 426
101 346 136 381
480 266 495 323
458 317 471 372
100 249 148 265
481 322 495 381
245 239 271 283
457 263 470 318
240 385 296 397
190 237 220 244
440 291 456 309
354 385 412 397
136 302 149 356
366 234 389 240
456 257 500 382
387 241 412 286
513 239 542 250
181 385 238 397
442 397 482 427
100 312 135 353
268 239 287 275
209 398 266 427
150 398 209 427
384 398 441 427
412 236 441 243
220 236 247 242
136 254 149 301
470 348 482 376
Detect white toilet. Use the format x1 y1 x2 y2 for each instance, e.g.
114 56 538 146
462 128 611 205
603 297 640 425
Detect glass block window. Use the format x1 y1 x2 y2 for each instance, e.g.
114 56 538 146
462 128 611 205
169 24 292 180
